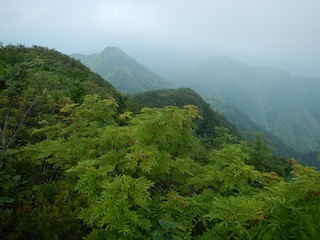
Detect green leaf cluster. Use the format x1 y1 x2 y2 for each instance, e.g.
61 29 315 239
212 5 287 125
7 96 318 239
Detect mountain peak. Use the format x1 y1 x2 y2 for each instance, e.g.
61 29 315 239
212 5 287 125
72 47 172 94
101 46 124 55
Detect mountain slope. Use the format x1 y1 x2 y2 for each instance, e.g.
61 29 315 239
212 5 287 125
172 56 320 152
71 47 172 94
127 88 320 169
205 95 320 168
127 88 240 141
2 46 320 240
0 44 124 150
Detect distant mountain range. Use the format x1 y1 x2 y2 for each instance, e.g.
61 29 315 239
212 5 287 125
126 46 320 78
71 47 320 168
71 47 172 94
172 56 320 153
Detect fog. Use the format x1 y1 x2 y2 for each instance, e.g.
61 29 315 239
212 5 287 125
1 0 320 76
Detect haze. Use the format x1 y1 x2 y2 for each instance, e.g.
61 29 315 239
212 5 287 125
1 0 320 76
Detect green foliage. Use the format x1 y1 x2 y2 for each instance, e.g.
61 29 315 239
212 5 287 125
153 219 180 240
21 94 319 239
4 95 320 238
64 104 204 238
204 196 265 239
1 45 319 239
127 88 240 147
0 44 124 239
77 175 153 239
245 132 292 178
0 44 124 151
0 157 23 235
255 165 320 240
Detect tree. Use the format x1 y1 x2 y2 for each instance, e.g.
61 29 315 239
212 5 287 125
3 94 320 239
245 132 292 178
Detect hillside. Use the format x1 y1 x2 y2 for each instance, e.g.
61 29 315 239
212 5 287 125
0 44 124 150
2 45 320 240
71 47 172 94
127 88 240 141
205 96 320 168
127 88 320 168
172 56 320 153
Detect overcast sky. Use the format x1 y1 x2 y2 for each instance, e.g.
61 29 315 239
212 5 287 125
1 0 320 73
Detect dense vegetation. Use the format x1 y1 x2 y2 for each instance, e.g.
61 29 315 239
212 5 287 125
1 45 320 239
127 88 239 141
71 47 172 94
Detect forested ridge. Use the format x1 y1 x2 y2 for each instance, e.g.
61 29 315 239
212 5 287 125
127 88 240 141
71 47 172 94
1 45 320 239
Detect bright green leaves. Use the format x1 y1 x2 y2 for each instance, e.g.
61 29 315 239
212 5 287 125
158 191 195 236
204 196 265 239
47 100 320 239
197 164 320 240
74 94 118 125
189 144 262 195
77 175 154 239
124 146 161 174
39 100 204 238
132 106 202 158
58 94 118 137
22 95 120 170
209 145 261 194
255 165 320 240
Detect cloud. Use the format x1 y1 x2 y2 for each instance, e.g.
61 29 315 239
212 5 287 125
1 0 320 69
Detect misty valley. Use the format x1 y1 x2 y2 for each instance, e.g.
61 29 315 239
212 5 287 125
1 44 320 239
72 47 320 167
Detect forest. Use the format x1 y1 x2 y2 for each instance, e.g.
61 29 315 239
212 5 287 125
1 45 320 239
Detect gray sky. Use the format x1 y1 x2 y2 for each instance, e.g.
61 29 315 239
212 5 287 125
1 0 320 74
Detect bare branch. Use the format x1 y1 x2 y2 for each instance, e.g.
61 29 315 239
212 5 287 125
1 100 12 150
5 98 39 149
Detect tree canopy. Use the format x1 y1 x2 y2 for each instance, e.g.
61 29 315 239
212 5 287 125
1 45 319 240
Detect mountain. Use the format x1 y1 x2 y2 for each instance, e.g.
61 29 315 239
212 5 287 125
172 56 320 153
71 47 172 94
2 45 320 240
205 96 320 168
127 88 240 141
124 46 320 79
0 45 125 151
